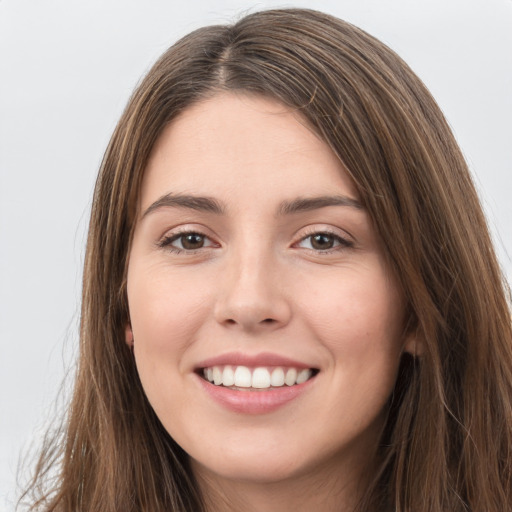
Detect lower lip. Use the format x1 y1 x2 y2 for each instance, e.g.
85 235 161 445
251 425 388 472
196 374 316 414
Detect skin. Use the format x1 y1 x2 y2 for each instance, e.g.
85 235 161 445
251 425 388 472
126 92 417 511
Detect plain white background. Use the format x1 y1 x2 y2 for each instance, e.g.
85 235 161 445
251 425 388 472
1 0 511 508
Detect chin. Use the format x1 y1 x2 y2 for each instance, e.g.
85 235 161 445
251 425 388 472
191 453 314 486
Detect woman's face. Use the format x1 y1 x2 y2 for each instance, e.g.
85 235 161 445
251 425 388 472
126 93 415 487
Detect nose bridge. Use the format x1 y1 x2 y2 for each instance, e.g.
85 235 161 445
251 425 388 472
214 236 291 330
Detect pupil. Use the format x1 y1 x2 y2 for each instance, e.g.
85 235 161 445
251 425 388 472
312 234 334 250
182 234 204 249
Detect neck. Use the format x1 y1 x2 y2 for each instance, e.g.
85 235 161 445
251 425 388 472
192 450 376 512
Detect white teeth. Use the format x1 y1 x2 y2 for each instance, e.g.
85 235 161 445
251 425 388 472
222 365 235 386
285 368 298 386
270 367 285 387
234 366 252 387
296 368 312 384
202 365 315 388
252 367 271 389
212 366 223 385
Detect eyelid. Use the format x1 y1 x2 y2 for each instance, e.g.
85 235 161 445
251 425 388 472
155 223 355 254
292 225 355 252
156 225 220 252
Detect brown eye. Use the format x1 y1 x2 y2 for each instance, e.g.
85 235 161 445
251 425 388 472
159 231 215 252
310 234 335 250
180 233 205 250
296 231 353 252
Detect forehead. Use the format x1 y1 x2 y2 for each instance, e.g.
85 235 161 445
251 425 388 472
140 92 358 212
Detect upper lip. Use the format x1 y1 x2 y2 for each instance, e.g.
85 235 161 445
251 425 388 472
195 351 316 370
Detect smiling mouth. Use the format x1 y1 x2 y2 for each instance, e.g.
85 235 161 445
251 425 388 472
200 365 319 390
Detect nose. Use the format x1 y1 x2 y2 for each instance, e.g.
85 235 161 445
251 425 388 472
213 249 292 332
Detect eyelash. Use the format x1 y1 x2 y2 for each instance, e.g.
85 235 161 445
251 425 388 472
157 229 354 254
157 230 216 254
294 229 354 253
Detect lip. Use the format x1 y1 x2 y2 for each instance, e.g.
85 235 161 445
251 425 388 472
196 373 316 414
194 351 318 414
195 351 313 370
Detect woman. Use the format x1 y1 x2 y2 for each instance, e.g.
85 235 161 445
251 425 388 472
21 8 512 512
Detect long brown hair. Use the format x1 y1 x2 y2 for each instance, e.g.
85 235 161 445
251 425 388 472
20 8 512 511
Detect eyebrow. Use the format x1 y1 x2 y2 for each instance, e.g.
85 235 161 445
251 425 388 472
141 192 364 219
142 193 225 218
278 195 364 215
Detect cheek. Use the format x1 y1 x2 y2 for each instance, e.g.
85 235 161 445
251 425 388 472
298 263 405 361
301 269 405 431
127 265 214 423
127 264 213 360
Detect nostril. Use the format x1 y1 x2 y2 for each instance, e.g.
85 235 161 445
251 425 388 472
262 318 275 324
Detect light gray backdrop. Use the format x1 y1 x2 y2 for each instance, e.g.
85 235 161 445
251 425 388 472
1 0 511 509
